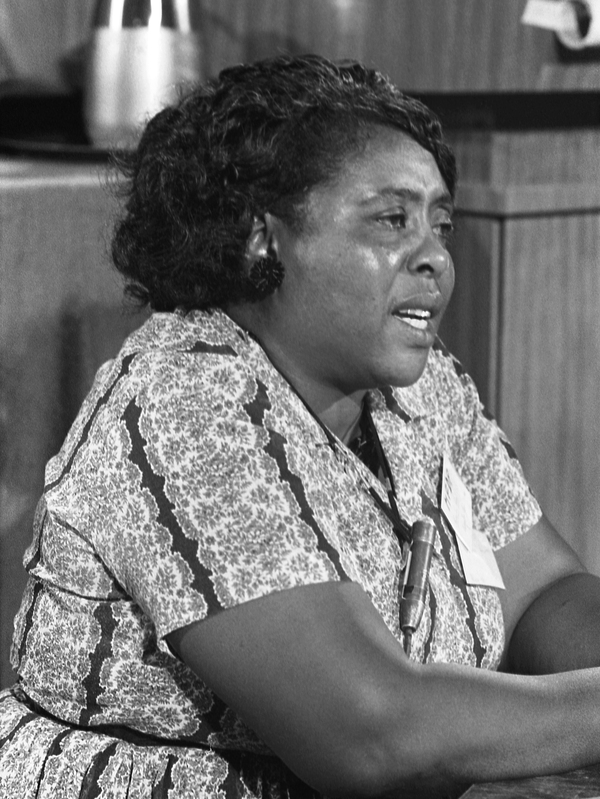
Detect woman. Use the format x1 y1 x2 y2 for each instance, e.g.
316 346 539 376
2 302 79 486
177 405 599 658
2 53 600 799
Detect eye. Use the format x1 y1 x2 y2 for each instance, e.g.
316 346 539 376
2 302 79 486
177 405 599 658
378 211 407 229
434 217 456 245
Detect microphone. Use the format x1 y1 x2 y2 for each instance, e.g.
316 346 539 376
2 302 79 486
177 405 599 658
400 518 437 657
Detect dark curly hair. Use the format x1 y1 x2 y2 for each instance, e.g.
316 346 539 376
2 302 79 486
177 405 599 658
111 53 457 311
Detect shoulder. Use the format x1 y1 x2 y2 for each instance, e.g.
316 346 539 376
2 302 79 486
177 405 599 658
121 308 248 372
47 310 266 479
115 309 262 409
110 309 321 453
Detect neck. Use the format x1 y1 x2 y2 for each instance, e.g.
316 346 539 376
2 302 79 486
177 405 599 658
225 305 367 443
318 394 365 444
268 348 367 443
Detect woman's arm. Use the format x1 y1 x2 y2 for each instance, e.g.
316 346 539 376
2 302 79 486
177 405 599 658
167 577 600 798
496 513 600 674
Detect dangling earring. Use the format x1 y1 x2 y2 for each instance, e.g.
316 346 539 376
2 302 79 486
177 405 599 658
248 253 285 299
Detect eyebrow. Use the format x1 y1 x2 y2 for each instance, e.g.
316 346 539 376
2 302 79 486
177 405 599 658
363 187 454 209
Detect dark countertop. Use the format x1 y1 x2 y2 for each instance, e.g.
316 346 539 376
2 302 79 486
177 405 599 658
462 763 600 798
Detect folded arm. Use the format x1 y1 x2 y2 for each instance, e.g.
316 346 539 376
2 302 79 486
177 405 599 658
167 550 600 798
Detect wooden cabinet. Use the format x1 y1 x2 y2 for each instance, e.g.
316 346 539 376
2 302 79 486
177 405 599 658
441 139 600 574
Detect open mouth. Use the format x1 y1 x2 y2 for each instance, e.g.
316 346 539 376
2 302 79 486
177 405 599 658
392 308 432 330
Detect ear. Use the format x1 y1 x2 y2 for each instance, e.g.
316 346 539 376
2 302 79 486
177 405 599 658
245 213 280 265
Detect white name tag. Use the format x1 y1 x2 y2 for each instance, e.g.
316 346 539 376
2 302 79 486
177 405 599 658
441 454 505 590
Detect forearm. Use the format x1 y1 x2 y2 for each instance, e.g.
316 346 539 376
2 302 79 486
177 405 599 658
375 660 600 797
379 571 600 796
505 572 600 675
171 580 600 798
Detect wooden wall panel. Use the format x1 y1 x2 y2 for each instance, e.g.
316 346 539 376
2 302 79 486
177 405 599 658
3 0 598 94
198 0 560 90
449 130 600 187
198 0 373 78
499 213 600 573
447 176 600 576
355 0 557 92
439 217 501 414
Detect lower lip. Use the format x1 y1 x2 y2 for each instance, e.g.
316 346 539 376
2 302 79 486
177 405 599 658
392 314 436 344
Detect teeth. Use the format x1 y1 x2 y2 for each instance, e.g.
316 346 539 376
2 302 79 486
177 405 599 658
402 317 428 330
408 309 430 318
394 308 431 330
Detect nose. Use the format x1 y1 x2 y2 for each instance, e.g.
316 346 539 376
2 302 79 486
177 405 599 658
407 232 452 278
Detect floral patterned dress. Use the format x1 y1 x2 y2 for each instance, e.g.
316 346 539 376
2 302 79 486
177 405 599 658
0 308 541 798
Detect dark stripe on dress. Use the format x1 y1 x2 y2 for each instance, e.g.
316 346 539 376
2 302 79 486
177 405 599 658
152 754 176 798
478 404 520 462
34 727 71 795
432 337 449 356
233 750 319 799
422 579 437 663
0 709 38 749
481 405 495 424
196 690 231 739
499 436 518 461
244 380 349 581
122 399 223 613
45 353 137 492
80 741 119 799
15 578 44 669
470 391 519 461
188 341 238 356
218 750 250 799
378 386 412 422
79 602 118 726
24 508 46 573
421 493 486 667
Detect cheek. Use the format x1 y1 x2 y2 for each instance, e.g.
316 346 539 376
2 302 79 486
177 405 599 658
443 260 456 302
288 239 386 319
332 248 387 302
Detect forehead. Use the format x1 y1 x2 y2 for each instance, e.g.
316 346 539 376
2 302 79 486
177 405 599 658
310 129 449 209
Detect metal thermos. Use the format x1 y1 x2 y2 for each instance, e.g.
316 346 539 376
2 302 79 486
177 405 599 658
84 0 202 149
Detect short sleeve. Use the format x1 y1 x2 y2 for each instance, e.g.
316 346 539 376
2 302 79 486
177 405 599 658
444 357 542 551
85 351 344 639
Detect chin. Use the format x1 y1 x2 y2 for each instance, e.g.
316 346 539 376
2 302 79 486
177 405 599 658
382 351 431 388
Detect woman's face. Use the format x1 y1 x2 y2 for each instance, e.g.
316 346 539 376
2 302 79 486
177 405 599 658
264 128 455 396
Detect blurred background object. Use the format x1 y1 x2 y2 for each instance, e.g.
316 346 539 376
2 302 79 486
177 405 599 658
84 0 203 148
522 0 600 52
